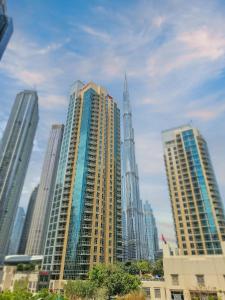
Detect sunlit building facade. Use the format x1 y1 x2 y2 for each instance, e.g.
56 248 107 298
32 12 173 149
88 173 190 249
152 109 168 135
0 90 39 263
18 185 39 254
26 124 64 255
123 75 147 260
42 81 122 279
143 201 159 261
162 125 225 255
8 207 25 254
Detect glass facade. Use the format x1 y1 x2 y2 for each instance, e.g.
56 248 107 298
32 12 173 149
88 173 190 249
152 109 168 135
163 125 225 255
0 90 39 263
123 75 148 260
26 124 64 255
143 201 159 261
18 185 39 254
42 81 122 279
8 207 25 254
0 1 13 60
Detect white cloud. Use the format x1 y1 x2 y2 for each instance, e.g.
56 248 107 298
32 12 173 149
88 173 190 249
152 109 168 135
80 25 111 43
179 27 225 61
39 94 67 109
152 16 166 28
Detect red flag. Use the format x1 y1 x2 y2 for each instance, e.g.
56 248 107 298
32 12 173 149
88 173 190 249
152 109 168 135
161 234 167 244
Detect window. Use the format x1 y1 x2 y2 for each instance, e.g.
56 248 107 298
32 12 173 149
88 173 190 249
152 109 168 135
171 274 179 286
154 288 161 298
196 274 205 286
142 287 150 299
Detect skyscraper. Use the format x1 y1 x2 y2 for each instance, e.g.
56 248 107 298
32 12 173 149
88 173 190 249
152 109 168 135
123 74 147 260
162 125 225 255
18 185 39 254
42 81 122 279
26 124 64 255
0 90 39 263
0 0 13 60
143 201 159 261
8 207 25 254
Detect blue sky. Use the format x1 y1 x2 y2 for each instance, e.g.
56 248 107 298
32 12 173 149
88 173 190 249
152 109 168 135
1 0 225 244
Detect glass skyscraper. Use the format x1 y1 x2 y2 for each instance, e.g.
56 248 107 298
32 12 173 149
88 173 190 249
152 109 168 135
162 125 225 255
26 124 64 255
42 81 122 279
143 201 159 261
0 0 13 60
8 207 25 254
18 184 39 254
123 75 147 260
0 90 39 263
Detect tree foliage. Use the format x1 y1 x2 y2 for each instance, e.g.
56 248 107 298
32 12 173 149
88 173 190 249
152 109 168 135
16 263 36 272
151 259 164 277
65 280 96 300
0 289 66 300
89 263 141 297
0 290 32 300
120 259 163 278
13 278 28 292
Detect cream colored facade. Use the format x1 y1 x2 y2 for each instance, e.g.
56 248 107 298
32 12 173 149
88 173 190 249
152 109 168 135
0 265 39 293
142 244 225 300
162 125 225 256
42 81 122 280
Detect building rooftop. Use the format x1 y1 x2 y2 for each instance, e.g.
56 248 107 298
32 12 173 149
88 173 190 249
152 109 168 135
4 255 43 265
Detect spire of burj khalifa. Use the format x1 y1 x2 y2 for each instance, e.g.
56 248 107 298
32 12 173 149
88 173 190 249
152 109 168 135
122 74 147 260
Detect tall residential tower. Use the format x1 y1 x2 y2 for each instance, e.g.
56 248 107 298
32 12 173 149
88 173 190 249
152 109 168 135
26 124 64 255
42 81 122 279
8 207 25 254
143 201 159 261
0 90 39 263
0 0 13 60
18 185 39 254
123 75 147 260
162 125 225 255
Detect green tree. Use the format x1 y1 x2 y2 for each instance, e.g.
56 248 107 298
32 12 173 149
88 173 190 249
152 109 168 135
121 262 140 275
136 260 152 275
105 269 140 297
64 280 96 300
0 290 33 300
14 278 28 291
16 264 24 272
33 288 63 300
152 259 164 277
89 263 141 297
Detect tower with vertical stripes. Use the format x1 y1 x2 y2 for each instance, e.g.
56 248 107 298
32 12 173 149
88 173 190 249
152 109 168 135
123 75 147 260
42 81 122 279
162 125 225 255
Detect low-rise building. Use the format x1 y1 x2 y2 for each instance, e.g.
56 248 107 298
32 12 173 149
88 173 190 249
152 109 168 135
142 244 225 300
0 255 43 292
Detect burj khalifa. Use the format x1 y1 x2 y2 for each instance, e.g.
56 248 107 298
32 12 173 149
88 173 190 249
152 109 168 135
123 74 147 260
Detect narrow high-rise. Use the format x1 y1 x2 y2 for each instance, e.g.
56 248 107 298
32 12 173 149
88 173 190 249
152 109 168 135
143 202 159 261
0 90 39 263
42 81 122 279
18 185 39 254
162 125 225 255
26 124 64 255
123 74 147 260
8 207 25 254
0 0 13 60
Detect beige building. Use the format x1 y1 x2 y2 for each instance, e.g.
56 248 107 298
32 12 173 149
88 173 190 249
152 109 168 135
162 125 225 256
142 244 225 300
42 81 122 280
0 255 42 293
